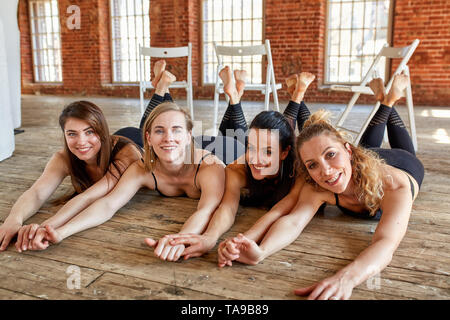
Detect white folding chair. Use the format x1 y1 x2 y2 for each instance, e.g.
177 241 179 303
139 43 194 120
329 39 420 151
212 39 282 135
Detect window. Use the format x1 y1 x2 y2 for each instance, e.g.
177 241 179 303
110 0 150 82
325 0 392 84
202 0 264 84
29 0 63 82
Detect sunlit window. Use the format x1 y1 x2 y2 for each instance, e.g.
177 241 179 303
202 0 264 84
29 0 63 82
110 0 150 82
325 0 392 84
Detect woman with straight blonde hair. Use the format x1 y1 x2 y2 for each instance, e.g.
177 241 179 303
218 74 424 300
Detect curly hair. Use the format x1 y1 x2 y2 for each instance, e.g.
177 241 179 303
297 110 385 215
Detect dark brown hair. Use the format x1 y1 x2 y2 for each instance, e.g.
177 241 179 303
58 100 113 196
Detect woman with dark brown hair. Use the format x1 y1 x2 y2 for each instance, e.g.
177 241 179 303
0 100 143 252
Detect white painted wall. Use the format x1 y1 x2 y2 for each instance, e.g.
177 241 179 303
0 0 20 162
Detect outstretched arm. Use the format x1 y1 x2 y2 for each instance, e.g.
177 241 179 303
45 161 147 244
0 152 68 251
165 165 245 260
40 144 141 229
218 183 323 266
243 176 305 243
180 163 226 234
296 185 413 300
147 162 226 262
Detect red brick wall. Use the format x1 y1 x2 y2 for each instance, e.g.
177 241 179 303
149 0 200 99
19 0 450 106
393 0 450 106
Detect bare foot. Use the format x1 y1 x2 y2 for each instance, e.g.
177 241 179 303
384 73 409 106
292 72 315 103
220 66 239 104
285 74 298 96
152 60 166 87
234 70 247 101
369 78 386 102
155 70 176 95
232 234 264 265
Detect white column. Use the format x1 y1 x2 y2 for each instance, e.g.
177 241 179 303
0 0 20 161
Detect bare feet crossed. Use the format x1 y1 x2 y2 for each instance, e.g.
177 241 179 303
286 72 315 104
152 60 167 88
154 70 176 96
384 73 409 106
369 77 386 102
220 66 247 105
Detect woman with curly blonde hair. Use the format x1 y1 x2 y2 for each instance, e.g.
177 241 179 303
219 73 424 300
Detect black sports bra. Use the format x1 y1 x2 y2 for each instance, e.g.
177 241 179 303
149 153 212 197
333 174 415 220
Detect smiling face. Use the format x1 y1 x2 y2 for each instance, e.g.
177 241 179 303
64 117 102 164
146 110 192 164
299 134 353 194
246 128 290 180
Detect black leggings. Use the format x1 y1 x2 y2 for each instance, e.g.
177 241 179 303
359 104 424 187
217 99 312 146
113 93 173 148
113 93 246 165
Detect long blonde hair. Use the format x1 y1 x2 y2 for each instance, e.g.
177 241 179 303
297 110 385 215
141 102 194 172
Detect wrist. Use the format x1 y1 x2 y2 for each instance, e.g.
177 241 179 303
40 220 52 228
242 231 257 242
336 264 361 288
55 225 69 241
4 216 22 226
202 231 219 244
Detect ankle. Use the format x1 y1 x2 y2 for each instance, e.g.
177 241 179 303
381 96 395 107
154 84 166 96
229 93 240 105
292 93 304 104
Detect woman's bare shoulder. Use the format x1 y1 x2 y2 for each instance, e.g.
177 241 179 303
195 148 225 168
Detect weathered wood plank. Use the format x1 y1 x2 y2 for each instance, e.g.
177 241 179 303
0 95 448 300
85 272 224 300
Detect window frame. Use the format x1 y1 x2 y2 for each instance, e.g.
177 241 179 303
200 0 266 86
109 0 151 84
323 0 394 85
28 0 63 83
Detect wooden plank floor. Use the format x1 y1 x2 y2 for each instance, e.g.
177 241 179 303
0 94 449 300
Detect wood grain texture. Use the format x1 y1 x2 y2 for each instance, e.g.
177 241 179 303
0 95 449 300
